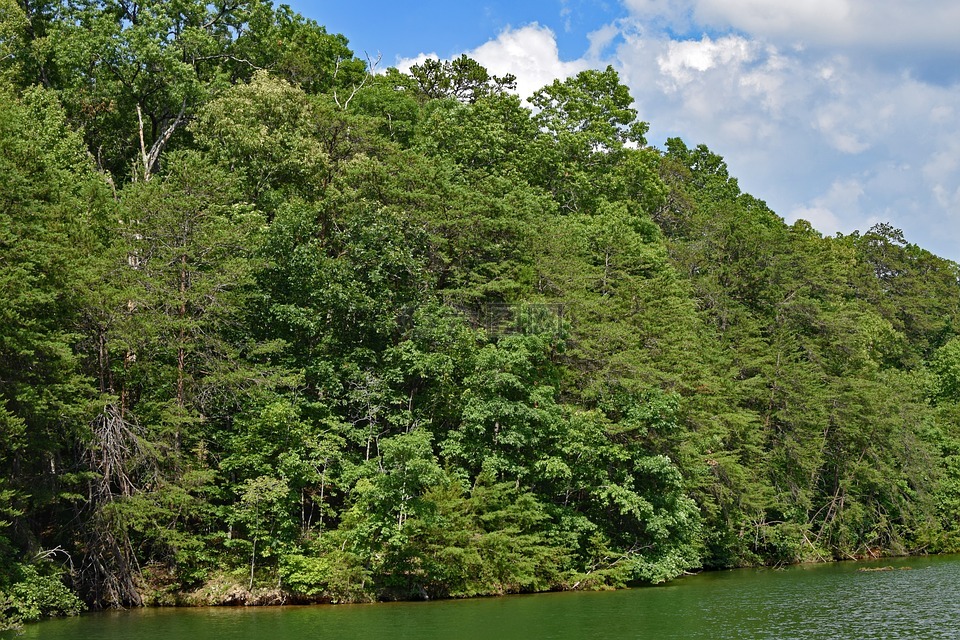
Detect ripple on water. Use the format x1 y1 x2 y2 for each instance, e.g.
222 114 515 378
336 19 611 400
20 555 960 640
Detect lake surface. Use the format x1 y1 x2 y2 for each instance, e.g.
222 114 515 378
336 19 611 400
22 555 960 639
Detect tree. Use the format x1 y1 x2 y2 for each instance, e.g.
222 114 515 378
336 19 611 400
193 72 343 211
76 151 263 606
414 91 540 179
14 0 365 181
0 84 106 595
408 54 516 104
443 333 566 485
235 475 290 589
228 1 364 96
849 224 960 365
529 66 649 213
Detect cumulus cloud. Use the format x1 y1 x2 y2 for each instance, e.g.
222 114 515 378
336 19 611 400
787 178 867 236
393 52 440 74
467 24 591 97
923 139 960 215
396 24 589 99
586 22 620 59
395 2 960 261
615 32 802 149
656 36 757 89
607 14 960 259
694 0 853 40
626 0 960 54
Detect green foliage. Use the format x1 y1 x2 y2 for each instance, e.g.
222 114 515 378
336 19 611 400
350 69 421 145
409 54 516 103
414 92 540 178
930 338 960 404
0 563 82 631
2 4 959 619
531 66 647 150
529 66 650 212
229 2 364 95
444 333 566 483
193 72 379 211
0 0 28 83
295 472 570 601
0 84 107 596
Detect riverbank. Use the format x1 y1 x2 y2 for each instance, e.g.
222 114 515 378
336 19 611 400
0 546 927 635
16 555 960 640
139 549 924 608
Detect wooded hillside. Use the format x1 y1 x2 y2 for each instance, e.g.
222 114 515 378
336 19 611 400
2 0 959 628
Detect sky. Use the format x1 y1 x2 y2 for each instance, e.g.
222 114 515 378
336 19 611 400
288 0 960 263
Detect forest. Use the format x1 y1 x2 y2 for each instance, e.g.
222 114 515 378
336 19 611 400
2 0 960 630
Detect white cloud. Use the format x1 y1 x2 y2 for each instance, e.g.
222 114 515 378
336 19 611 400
924 148 960 188
622 0 691 24
625 0 960 53
813 103 870 154
617 32 801 150
394 24 589 98
787 179 866 236
394 52 440 74
395 6 960 261
467 24 590 98
923 140 960 213
694 0 852 39
789 205 843 234
586 23 620 59
931 105 955 125
656 36 757 89
606 23 960 258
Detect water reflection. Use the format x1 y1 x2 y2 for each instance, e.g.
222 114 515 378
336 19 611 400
21 555 960 640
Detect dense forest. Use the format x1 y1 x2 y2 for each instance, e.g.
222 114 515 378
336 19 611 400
2 0 960 629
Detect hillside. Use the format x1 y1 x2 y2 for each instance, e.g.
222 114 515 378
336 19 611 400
2 0 959 627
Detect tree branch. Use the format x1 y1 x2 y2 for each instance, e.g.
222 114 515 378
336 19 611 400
333 51 381 111
138 99 188 181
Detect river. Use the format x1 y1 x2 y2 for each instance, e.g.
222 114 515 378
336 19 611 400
21 555 960 639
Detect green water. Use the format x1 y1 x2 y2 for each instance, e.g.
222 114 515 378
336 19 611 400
23 555 960 639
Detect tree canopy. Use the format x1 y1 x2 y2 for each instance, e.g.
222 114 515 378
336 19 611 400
1 1 959 628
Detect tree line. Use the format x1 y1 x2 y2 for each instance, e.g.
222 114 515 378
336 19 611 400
2 0 959 629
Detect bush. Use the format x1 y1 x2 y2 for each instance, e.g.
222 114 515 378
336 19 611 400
0 563 83 632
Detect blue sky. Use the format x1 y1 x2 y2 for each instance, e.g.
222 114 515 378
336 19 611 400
287 1 621 63
287 1 960 263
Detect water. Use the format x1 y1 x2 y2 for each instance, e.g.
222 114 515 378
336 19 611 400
21 555 960 639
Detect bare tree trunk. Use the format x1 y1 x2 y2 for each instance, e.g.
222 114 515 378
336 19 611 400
78 404 154 608
136 101 188 181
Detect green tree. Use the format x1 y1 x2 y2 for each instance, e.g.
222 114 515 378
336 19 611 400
408 54 516 104
0 84 106 596
529 66 649 212
13 0 365 180
77 151 263 606
193 72 379 212
235 475 291 589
